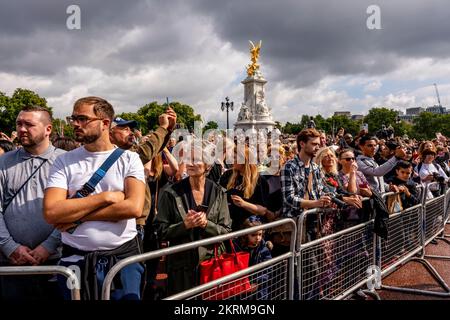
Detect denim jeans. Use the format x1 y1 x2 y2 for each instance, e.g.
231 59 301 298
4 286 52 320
58 258 144 300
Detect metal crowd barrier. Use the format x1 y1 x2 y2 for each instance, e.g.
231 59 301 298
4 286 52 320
444 187 450 238
425 185 450 260
424 193 446 244
100 183 450 300
378 184 450 297
101 218 297 300
296 198 378 300
0 265 81 300
378 203 422 272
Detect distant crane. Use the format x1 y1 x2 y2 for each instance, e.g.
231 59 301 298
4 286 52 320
433 83 442 108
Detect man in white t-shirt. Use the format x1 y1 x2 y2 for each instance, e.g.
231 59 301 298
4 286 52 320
44 96 146 300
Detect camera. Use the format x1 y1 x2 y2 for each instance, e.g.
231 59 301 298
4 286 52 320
330 196 347 209
432 172 445 183
324 192 347 209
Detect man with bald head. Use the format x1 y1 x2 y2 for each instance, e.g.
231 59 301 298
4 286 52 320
0 105 65 299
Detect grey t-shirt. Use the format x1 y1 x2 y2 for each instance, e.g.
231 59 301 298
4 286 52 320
0 145 65 262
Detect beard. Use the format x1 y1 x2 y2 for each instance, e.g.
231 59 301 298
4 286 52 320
19 132 46 147
305 148 317 158
74 131 100 144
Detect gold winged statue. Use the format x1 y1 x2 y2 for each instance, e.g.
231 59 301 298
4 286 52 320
247 40 262 76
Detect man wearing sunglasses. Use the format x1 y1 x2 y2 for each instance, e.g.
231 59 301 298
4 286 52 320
44 96 147 300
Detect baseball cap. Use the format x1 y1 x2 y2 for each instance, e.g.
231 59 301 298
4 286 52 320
112 117 138 129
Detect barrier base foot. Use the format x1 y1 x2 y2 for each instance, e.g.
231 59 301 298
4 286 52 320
380 257 450 297
425 255 450 260
360 289 381 300
380 284 450 298
434 237 450 245
424 237 450 261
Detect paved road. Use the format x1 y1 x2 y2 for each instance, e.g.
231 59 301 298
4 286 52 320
377 224 450 300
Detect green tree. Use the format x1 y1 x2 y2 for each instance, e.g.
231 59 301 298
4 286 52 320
326 115 362 136
274 121 283 132
439 114 450 137
393 120 413 138
412 112 441 140
282 121 303 134
313 115 327 132
115 112 148 134
52 118 74 138
363 107 397 134
203 121 218 133
137 101 201 132
0 88 51 134
299 115 310 129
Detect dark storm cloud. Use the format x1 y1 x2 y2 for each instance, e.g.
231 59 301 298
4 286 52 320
0 0 194 76
1 0 450 100
191 0 450 85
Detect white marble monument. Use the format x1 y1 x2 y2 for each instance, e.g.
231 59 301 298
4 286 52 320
234 40 276 132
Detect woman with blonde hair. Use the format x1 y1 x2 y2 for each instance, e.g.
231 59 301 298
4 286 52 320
314 147 363 209
219 145 271 231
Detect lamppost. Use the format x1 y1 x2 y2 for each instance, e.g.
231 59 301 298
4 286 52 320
221 97 234 130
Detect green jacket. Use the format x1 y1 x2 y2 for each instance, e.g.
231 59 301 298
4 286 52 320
154 178 232 295
132 126 171 226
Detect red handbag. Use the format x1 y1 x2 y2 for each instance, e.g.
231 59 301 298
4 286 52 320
199 240 252 300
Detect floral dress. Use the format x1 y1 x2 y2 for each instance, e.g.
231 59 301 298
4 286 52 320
317 172 343 297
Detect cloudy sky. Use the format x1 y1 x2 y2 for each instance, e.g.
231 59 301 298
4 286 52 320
1 0 449 127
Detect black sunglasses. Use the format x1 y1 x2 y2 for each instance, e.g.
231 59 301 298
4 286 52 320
341 157 355 161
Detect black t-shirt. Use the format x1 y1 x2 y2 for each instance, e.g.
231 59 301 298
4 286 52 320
219 169 269 231
261 174 282 212
180 177 214 240
181 177 213 211
206 162 223 184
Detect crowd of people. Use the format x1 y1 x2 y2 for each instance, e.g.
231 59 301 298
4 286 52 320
0 99 449 300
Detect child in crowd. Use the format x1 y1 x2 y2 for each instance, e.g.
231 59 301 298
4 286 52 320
234 216 273 299
387 160 420 209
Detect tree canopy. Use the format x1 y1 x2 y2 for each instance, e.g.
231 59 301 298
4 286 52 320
0 88 51 134
203 121 219 133
1 87 447 141
363 107 398 133
136 101 201 133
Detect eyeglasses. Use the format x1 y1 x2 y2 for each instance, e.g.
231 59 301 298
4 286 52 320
341 157 355 162
67 115 103 125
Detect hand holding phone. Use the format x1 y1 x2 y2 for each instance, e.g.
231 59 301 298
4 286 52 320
186 208 208 229
194 204 208 213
